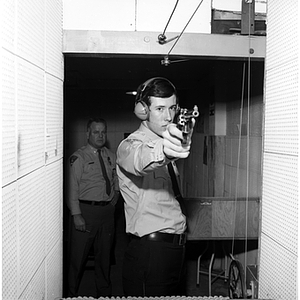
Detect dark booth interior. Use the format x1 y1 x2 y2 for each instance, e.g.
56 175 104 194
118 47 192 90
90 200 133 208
63 54 264 298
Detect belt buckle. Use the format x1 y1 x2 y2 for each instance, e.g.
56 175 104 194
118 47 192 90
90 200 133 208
179 233 186 245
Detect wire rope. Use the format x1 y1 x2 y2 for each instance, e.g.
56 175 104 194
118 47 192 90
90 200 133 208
167 0 204 56
231 62 246 257
231 2 254 291
161 0 180 38
243 0 253 281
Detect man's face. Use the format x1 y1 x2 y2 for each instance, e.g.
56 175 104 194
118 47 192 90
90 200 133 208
87 122 107 149
146 95 178 137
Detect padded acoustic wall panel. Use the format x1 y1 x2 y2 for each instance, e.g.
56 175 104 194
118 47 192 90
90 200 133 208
46 241 63 300
263 59 298 155
46 74 64 163
2 183 18 300
2 1 64 299
17 1 45 68
263 1 298 69
45 161 63 252
45 0 64 166
259 0 298 299
46 0 64 79
2 0 16 52
20 262 46 300
18 168 46 294
259 235 297 299
2 50 17 186
17 58 45 176
262 154 298 253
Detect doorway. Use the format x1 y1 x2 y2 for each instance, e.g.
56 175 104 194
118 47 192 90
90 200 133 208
63 54 264 297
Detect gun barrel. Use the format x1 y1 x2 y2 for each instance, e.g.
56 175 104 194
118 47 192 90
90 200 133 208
177 105 199 145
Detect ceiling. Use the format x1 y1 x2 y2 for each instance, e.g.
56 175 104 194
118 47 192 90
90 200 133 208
64 54 218 90
63 54 264 115
64 54 217 113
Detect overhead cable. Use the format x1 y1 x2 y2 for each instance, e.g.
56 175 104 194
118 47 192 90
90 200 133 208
158 0 180 44
167 0 205 56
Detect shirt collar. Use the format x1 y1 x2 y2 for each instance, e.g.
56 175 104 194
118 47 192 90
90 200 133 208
87 143 105 154
139 122 162 140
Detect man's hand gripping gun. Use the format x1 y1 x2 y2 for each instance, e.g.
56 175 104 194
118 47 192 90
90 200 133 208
177 105 199 144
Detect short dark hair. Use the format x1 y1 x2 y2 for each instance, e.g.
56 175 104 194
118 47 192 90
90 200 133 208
135 77 178 107
86 118 107 131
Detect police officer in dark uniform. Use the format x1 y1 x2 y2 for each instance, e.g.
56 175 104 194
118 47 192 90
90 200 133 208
66 117 119 297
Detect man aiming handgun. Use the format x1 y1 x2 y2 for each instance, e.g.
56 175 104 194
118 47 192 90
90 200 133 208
116 77 198 297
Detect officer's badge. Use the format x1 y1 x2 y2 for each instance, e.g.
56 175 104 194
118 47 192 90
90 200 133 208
70 155 78 166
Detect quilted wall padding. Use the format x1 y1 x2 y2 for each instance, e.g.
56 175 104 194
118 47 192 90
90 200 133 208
259 0 298 299
1 1 64 299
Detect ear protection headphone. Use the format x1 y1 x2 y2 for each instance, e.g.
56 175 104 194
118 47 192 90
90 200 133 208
134 77 157 120
134 77 178 120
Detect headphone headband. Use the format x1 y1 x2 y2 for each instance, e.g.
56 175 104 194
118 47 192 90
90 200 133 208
137 77 175 101
134 77 177 120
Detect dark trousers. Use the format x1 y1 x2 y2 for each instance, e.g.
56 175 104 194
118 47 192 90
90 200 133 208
122 236 186 297
67 203 115 297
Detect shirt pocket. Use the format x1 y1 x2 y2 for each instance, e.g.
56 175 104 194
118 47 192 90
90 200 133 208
83 161 96 174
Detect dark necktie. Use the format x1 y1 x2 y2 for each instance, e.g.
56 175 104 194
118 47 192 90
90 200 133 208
97 149 111 196
167 162 187 216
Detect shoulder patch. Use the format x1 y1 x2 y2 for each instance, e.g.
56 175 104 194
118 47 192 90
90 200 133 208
70 155 78 166
126 138 141 145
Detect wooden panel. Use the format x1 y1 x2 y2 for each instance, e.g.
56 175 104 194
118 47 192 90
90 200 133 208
212 200 236 238
186 197 260 240
186 199 212 238
212 199 259 238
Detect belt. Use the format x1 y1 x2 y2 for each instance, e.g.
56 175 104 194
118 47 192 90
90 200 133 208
130 232 187 246
79 200 111 206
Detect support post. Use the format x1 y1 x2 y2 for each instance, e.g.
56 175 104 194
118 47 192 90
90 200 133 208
241 0 255 35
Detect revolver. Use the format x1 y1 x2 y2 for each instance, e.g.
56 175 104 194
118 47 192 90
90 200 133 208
176 105 199 144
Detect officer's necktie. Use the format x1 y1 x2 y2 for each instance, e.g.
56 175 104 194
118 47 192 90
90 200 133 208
167 162 187 216
97 149 111 196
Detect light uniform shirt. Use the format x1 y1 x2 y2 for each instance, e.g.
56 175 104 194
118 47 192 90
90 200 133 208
67 144 119 215
116 123 186 237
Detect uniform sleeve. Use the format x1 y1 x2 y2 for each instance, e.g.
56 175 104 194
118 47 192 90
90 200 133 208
117 136 169 176
67 154 83 215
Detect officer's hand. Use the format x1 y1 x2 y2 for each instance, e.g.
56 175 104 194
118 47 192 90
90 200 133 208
73 214 86 232
111 191 120 206
162 123 193 159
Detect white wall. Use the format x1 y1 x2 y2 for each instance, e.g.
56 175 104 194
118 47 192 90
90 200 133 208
1 1 64 299
63 0 211 33
62 0 266 33
259 1 299 299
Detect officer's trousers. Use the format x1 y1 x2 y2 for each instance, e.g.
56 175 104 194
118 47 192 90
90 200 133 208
67 202 115 297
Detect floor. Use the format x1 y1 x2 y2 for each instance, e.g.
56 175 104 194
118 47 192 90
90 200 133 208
66 201 229 298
